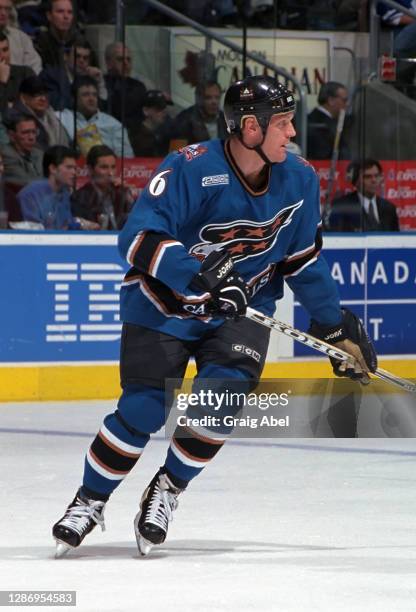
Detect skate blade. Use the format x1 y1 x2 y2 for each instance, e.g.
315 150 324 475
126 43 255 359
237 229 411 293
137 534 154 557
134 509 155 556
54 539 74 559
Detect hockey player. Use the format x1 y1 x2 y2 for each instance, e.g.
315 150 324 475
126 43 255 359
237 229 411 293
52 76 377 558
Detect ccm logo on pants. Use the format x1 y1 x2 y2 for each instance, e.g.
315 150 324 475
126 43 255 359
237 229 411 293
232 344 261 362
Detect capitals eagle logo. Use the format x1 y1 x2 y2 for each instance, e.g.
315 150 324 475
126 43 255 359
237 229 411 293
190 200 303 262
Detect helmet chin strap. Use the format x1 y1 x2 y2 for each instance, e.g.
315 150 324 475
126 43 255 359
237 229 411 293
238 131 274 166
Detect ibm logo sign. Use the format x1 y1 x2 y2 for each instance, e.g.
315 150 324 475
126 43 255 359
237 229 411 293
46 263 124 343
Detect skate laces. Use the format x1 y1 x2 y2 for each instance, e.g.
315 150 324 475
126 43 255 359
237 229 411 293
60 495 106 536
144 475 180 532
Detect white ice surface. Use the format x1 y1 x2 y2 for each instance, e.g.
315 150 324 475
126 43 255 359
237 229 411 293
1 400 416 612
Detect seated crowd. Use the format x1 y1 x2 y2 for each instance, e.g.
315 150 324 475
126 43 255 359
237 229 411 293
0 0 233 231
0 0 406 231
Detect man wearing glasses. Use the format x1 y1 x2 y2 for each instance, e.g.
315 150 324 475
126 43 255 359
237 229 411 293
307 80 351 160
328 158 400 231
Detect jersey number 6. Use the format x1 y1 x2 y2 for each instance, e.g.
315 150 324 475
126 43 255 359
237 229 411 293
148 169 172 197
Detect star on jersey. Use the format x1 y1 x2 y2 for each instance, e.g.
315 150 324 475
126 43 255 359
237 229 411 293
190 200 303 262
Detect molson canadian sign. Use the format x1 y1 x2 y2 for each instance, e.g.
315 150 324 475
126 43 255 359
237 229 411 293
169 31 332 108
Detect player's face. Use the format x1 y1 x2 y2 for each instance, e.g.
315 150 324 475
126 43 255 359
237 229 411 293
359 165 383 198
92 155 117 186
262 112 296 163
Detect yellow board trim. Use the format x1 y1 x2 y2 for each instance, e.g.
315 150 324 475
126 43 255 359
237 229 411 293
0 360 414 402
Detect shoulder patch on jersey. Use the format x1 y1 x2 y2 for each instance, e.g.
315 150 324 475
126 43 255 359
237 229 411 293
202 174 230 187
179 143 208 161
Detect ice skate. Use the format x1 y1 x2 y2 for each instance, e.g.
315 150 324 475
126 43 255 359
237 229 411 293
52 488 106 558
134 471 182 556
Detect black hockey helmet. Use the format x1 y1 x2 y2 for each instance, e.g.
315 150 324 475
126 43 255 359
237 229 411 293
223 75 295 135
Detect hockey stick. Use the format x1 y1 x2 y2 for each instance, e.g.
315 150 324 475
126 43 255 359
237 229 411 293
246 307 416 394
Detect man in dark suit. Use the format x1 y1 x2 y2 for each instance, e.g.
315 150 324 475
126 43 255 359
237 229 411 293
104 42 147 130
329 158 400 232
307 81 351 160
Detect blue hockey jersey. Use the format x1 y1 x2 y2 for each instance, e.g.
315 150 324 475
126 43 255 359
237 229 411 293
118 139 342 340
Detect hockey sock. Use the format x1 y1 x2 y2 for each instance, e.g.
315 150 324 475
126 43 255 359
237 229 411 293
82 383 169 498
83 412 150 498
164 424 225 485
163 364 251 487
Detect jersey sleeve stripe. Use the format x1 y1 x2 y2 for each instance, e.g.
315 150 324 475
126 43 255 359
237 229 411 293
149 240 183 277
131 274 211 320
285 241 316 261
127 231 185 279
284 254 319 278
126 231 145 266
276 227 322 276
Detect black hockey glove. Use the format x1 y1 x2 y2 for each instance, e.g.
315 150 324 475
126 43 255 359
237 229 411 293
309 308 377 384
191 250 250 318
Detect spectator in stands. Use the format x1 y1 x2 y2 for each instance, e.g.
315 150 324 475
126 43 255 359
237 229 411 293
0 0 42 73
67 38 106 100
329 158 400 231
41 37 107 110
14 75 69 150
0 31 35 112
129 90 175 158
71 144 137 230
172 80 227 145
378 0 416 93
1 111 43 186
307 81 351 160
58 75 134 157
35 0 76 68
0 150 21 223
18 144 98 229
104 41 147 129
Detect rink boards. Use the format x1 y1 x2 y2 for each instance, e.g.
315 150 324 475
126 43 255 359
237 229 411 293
0 232 415 401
